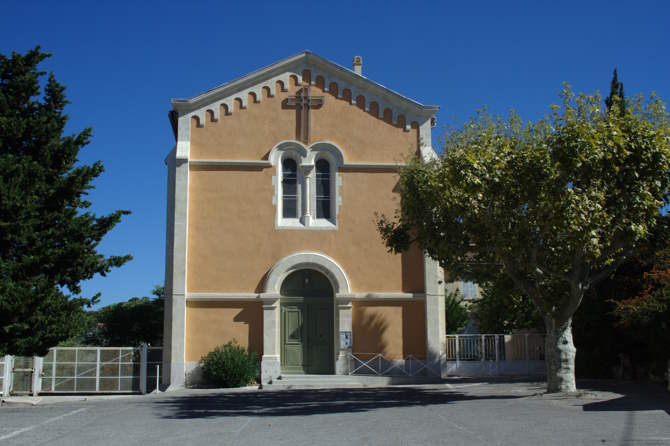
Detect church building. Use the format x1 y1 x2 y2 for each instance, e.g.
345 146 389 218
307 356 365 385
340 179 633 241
162 51 446 388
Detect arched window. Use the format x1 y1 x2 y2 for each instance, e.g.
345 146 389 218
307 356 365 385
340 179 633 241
282 158 298 218
315 159 331 219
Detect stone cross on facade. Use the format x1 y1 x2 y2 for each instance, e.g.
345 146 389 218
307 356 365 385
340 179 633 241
286 83 324 144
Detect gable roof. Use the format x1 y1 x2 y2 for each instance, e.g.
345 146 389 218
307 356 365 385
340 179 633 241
170 51 439 124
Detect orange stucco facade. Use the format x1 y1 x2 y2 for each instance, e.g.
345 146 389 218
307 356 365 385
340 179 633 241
189 73 419 164
352 300 426 359
178 65 431 370
185 301 263 362
185 69 425 296
187 166 424 293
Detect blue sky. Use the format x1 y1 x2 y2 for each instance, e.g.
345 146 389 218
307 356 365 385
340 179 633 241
2 1 669 307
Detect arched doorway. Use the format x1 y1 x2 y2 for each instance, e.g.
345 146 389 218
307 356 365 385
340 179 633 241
280 269 334 374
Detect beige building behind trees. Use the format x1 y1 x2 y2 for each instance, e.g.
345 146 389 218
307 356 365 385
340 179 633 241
163 51 445 387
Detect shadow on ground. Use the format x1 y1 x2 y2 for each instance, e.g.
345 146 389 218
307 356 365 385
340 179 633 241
154 387 522 419
579 380 670 415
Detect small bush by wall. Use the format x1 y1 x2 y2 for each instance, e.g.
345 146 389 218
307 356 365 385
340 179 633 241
201 341 258 387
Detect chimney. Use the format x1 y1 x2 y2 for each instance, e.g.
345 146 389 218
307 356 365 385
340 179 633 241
352 55 362 75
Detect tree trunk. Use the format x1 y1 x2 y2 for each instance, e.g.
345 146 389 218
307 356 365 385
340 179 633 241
544 317 577 393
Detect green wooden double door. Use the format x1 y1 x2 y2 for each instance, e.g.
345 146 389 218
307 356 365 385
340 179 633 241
281 298 333 374
280 269 334 374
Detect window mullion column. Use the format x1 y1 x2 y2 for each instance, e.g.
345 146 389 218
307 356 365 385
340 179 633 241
301 164 314 226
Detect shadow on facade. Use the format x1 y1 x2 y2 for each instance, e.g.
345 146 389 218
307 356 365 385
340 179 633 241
154 387 522 419
232 304 263 355
351 310 388 357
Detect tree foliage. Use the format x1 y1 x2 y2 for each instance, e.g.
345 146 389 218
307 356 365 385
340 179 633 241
444 290 470 334
611 231 670 325
62 286 164 347
575 218 670 380
0 47 131 356
378 85 670 392
92 286 164 346
470 275 543 333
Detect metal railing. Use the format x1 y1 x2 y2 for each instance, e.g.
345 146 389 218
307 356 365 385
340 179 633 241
145 346 162 393
1 345 162 396
42 347 138 393
348 353 437 377
0 355 7 396
446 333 544 361
445 333 545 376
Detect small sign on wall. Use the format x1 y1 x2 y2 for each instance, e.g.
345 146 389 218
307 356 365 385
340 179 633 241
340 331 352 349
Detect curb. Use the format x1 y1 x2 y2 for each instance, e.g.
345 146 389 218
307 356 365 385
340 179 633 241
1 396 44 406
1 394 142 406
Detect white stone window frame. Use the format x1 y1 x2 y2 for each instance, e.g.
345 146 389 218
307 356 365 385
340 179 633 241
276 150 305 229
270 140 343 230
308 152 338 228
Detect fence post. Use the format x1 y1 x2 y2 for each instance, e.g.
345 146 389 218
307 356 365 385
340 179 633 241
139 343 148 395
2 355 12 396
455 336 460 367
481 335 485 362
525 333 530 375
95 348 100 392
495 335 500 375
52 349 57 392
156 365 160 393
32 356 43 396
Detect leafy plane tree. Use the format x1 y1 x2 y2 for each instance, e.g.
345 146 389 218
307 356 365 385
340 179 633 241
378 88 670 393
0 47 131 356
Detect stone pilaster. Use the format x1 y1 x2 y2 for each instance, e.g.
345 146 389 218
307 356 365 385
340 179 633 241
164 152 189 390
260 294 281 384
335 294 354 374
424 254 446 377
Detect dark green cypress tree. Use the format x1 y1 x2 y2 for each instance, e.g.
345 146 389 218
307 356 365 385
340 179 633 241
0 47 131 356
605 68 625 115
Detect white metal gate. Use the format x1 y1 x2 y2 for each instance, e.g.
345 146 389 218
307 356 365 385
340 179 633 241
41 347 138 393
1 345 162 396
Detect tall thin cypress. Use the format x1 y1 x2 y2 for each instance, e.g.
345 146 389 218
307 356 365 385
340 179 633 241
605 68 626 115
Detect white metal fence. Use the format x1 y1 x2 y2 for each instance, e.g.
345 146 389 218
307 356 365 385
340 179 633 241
345 334 545 378
0 355 7 396
145 346 162 393
445 334 545 376
1 345 162 396
348 353 436 377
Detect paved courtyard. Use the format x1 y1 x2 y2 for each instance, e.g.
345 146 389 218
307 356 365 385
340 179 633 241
1 380 669 445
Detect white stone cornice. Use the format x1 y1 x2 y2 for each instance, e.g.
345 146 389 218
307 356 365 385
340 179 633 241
342 162 406 170
170 51 438 134
187 293 261 301
352 292 425 300
184 291 424 301
189 158 407 170
189 159 272 167
188 157 407 171
164 145 176 165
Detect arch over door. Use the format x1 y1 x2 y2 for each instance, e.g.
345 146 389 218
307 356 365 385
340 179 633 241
280 269 334 374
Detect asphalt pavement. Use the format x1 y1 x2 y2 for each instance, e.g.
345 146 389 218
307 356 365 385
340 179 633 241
1 380 669 445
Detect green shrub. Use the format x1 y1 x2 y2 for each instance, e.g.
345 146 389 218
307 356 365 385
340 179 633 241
201 341 259 387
